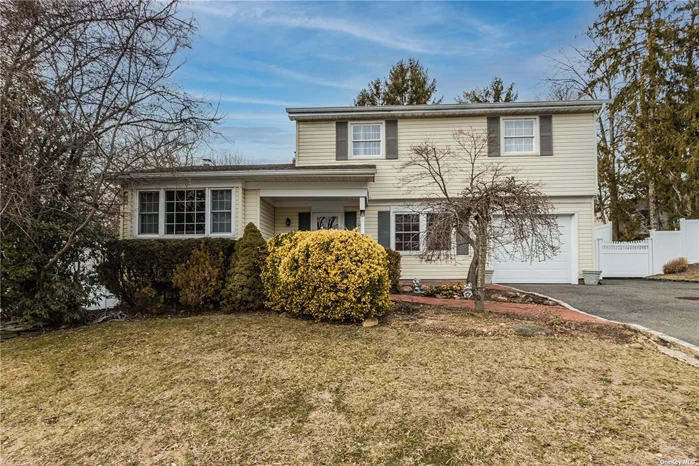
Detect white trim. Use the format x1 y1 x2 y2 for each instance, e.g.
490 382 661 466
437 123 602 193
349 121 385 160
122 168 376 180
259 187 369 198
500 116 539 156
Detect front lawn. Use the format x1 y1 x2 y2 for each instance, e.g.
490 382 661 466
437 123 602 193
2 307 698 465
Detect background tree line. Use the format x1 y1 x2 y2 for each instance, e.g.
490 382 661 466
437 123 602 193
355 0 698 240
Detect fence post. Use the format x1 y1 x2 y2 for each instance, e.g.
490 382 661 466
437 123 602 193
595 238 603 278
647 235 654 276
679 218 687 259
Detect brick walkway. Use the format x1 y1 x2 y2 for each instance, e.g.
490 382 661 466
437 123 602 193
391 292 612 325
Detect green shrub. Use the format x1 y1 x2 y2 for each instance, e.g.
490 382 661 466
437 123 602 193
663 257 689 274
221 223 266 312
98 237 236 312
262 230 391 321
384 247 402 293
172 242 224 310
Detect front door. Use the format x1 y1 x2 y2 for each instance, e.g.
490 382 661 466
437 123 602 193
313 212 342 230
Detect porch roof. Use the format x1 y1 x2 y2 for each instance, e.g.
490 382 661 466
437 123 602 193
118 163 377 183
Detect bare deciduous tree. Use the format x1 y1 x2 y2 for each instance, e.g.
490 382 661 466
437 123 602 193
0 0 220 322
400 128 560 311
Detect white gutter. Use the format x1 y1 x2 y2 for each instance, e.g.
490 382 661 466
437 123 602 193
287 100 610 121
120 167 377 180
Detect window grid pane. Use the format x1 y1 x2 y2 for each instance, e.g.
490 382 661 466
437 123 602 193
165 189 206 235
139 192 159 235
504 137 534 153
395 214 420 252
211 189 232 233
352 141 381 156
351 124 381 157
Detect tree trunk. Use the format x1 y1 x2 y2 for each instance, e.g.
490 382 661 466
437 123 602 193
648 179 659 230
474 227 488 312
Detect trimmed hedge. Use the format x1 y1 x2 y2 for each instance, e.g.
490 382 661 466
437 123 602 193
99 238 236 312
262 230 392 321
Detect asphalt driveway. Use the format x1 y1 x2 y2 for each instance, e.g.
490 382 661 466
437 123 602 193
509 279 699 347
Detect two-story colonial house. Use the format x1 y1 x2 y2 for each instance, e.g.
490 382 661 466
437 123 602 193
118 100 604 284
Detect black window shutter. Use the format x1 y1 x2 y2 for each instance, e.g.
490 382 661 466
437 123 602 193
336 122 348 161
539 115 553 156
344 211 357 230
298 212 311 231
385 120 398 159
378 211 390 248
487 117 500 157
456 231 469 256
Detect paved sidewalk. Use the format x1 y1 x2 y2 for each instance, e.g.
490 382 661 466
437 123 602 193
391 293 612 325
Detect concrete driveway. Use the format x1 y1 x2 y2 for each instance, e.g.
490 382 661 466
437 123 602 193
509 279 699 347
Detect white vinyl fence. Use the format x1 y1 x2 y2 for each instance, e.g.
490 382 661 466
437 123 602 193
595 218 699 278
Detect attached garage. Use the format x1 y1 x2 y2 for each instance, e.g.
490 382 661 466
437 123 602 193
492 214 576 284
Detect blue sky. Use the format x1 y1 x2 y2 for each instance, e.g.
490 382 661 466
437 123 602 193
178 1 598 164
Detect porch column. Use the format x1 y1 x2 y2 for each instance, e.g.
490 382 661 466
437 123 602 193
359 197 366 234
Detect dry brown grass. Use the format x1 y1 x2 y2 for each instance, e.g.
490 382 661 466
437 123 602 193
650 262 699 281
2 307 698 465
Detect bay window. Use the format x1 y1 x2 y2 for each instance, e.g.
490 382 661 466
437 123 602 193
137 188 235 237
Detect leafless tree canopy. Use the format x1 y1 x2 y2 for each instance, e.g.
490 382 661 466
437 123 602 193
1 0 220 274
400 128 560 310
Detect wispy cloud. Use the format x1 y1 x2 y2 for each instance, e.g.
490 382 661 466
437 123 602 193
189 89 308 107
257 63 361 90
187 3 492 56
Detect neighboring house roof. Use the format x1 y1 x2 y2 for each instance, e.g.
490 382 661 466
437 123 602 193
286 100 608 121
119 163 377 183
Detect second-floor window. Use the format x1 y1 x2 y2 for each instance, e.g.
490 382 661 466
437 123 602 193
351 123 383 158
502 117 538 155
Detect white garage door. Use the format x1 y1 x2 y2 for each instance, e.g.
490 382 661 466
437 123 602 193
492 215 573 284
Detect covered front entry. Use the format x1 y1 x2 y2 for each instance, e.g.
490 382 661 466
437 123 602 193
492 214 576 284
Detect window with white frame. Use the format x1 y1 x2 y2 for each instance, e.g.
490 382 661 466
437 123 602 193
165 189 206 235
502 117 537 155
138 191 160 235
136 188 236 237
351 123 382 158
210 189 233 234
394 213 420 252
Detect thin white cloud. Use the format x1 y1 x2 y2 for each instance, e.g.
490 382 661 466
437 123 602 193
259 63 361 90
187 3 488 56
189 89 308 107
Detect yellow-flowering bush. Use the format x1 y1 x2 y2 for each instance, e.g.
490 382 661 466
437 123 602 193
262 230 392 321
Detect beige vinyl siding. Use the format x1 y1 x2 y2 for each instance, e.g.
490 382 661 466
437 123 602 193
120 188 132 239
296 113 597 199
244 189 260 227
556 198 595 275
234 186 244 237
259 199 276 239
274 206 309 234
